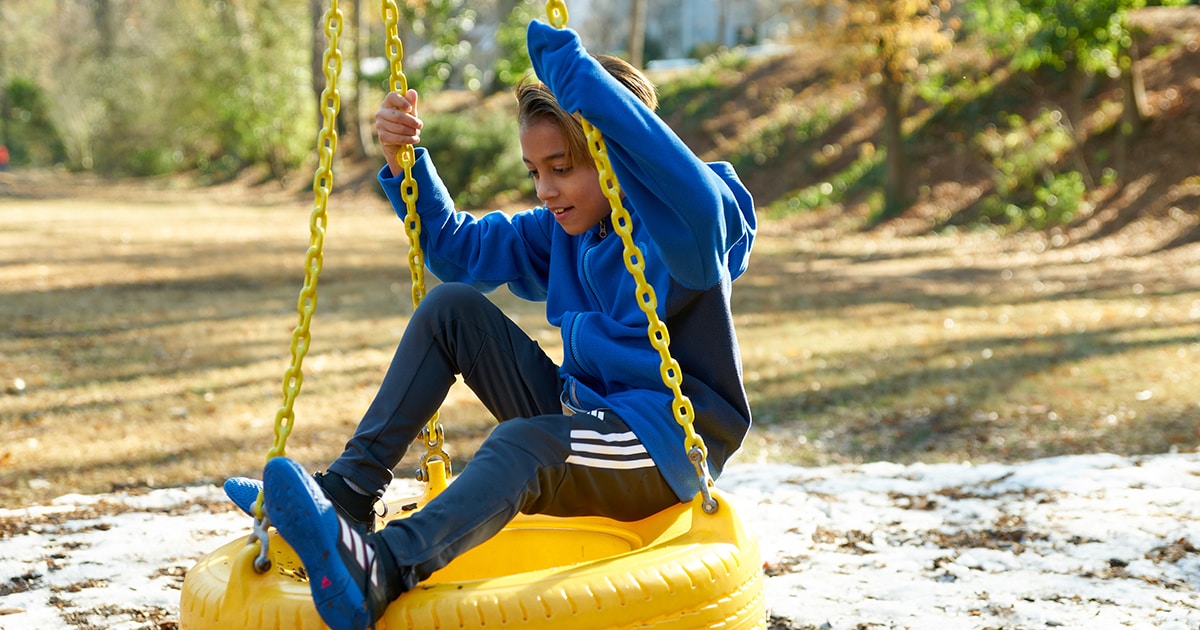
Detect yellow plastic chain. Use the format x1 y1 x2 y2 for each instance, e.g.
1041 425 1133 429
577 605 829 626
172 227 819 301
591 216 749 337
251 0 345 572
545 0 568 28
544 1 716 512
263 0 343 487
382 0 452 482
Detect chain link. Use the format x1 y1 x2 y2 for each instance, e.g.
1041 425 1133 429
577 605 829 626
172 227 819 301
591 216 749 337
546 1 716 511
382 0 451 481
583 119 716 511
264 0 343 479
545 0 568 28
252 1 345 572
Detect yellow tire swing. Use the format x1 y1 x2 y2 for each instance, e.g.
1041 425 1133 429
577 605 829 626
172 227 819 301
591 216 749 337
179 1 765 628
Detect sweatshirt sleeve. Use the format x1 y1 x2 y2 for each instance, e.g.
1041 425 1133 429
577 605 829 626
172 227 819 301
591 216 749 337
526 20 755 290
377 147 554 301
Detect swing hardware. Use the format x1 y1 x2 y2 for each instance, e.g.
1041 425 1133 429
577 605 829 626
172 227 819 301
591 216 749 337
180 3 765 626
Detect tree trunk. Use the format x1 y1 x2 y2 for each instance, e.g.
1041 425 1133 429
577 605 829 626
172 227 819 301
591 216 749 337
93 0 114 57
629 0 648 68
311 0 327 132
1123 38 1149 128
342 0 366 160
0 9 8 151
494 0 523 22
1065 62 1095 189
716 0 728 48
880 75 908 219
1116 38 1147 181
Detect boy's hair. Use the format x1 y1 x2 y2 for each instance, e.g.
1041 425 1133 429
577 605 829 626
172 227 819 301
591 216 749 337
516 55 658 168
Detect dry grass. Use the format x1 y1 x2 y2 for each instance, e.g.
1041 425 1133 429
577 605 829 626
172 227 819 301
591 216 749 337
2 170 1199 508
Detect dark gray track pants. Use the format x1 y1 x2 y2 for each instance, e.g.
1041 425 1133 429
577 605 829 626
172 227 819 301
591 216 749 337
327 282 680 580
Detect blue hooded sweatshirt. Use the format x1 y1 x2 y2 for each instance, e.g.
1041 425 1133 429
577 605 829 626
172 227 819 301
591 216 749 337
377 21 757 502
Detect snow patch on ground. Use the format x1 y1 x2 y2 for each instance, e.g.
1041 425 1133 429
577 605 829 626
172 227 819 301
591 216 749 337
2 452 1198 629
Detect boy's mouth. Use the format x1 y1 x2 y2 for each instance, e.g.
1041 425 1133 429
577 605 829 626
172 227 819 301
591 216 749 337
549 206 571 216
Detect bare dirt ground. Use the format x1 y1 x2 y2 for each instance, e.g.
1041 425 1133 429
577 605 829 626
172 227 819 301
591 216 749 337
1 164 1198 511
2 0 1199 533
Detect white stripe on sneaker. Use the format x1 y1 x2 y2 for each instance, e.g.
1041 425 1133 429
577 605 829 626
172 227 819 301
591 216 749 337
339 516 378 587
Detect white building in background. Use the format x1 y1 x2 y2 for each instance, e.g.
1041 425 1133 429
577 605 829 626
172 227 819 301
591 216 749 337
379 1 800 90
568 0 797 62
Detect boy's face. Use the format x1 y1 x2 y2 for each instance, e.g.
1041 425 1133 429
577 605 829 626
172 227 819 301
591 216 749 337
520 120 610 236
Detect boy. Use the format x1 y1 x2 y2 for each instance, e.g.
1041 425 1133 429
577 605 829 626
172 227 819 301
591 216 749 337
228 20 756 630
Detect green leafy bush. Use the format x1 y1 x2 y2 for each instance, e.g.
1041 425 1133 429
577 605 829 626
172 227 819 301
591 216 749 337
417 106 529 209
2 77 67 166
975 109 1084 229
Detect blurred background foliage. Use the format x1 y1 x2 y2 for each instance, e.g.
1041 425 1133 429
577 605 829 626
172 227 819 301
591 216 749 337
0 0 1193 229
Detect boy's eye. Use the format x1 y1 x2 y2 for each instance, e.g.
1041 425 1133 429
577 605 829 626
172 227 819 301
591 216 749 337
552 165 572 175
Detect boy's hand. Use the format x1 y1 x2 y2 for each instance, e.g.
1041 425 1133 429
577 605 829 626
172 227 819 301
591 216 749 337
375 89 422 177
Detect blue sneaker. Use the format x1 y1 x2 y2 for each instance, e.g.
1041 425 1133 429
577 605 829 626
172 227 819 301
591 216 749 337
223 471 380 533
263 457 398 630
223 476 264 518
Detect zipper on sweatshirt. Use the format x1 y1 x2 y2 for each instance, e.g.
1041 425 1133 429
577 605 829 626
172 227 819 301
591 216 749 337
579 229 606 311
566 311 585 378
566 219 613 396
